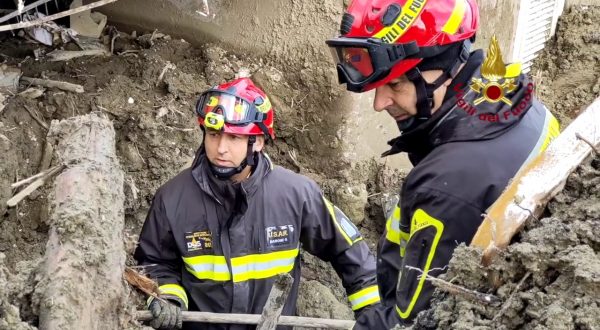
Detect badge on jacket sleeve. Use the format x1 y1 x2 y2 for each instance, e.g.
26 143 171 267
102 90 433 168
185 230 213 252
265 225 294 248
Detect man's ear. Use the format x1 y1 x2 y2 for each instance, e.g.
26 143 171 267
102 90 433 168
253 135 265 152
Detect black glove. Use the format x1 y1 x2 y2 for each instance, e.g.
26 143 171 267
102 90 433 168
148 298 183 330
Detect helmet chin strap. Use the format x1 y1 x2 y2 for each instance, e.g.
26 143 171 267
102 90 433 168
209 135 257 180
398 41 471 133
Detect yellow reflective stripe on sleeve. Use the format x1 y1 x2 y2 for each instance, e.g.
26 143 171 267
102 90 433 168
442 0 466 34
159 284 189 309
396 209 444 319
183 254 231 281
385 206 401 244
348 285 381 311
373 0 428 43
385 205 410 257
323 197 361 246
231 248 299 282
184 249 300 283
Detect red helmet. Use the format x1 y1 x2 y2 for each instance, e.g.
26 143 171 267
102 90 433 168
196 78 275 140
326 0 479 92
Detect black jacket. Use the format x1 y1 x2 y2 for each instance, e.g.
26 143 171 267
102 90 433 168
355 50 560 329
134 151 381 330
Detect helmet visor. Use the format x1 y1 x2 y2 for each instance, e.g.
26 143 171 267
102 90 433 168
197 92 254 125
329 46 375 83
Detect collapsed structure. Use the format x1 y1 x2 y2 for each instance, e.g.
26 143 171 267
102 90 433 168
0 1 598 329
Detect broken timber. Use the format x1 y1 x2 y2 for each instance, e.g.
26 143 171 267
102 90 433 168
257 273 294 330
36 113 125 329
21 76 84 93
136 311 355 329
471 96 600 265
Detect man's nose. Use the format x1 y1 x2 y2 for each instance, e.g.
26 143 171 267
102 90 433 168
217 137 228 154
373 87 392 112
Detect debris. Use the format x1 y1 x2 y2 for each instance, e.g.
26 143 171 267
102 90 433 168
18 87 45 99
23 104 49 130
156 61 175 86
123 266 160 298
21 76 84 93
69 0 107 38
36 113 125 329
156 106 168 119
0 65 22 93
0 0 53 24
405 266 502 305
257 273 294 330
45 48 109 62
471 96 600 265
127 97 134 104
7 164 65 207
0 93 6 114
23 13 53 46
0 0 120 32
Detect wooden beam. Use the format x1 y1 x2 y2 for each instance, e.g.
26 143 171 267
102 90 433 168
470 96 600 265
136 311 355 329
257 273 294 330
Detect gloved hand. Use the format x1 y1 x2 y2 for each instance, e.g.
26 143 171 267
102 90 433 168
148 298 183 330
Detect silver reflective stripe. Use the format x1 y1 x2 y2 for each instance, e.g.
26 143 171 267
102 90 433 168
232 257 296 274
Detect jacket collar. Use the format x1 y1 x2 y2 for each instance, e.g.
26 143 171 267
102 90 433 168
191 147 272 202
383 50 534 164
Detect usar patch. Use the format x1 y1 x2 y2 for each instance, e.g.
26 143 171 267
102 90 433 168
265 225 294 248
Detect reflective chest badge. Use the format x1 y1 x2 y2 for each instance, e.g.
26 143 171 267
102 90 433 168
265 225 294 248
185 230 213 252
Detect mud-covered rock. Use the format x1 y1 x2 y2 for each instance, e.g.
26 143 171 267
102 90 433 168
296 280 353 321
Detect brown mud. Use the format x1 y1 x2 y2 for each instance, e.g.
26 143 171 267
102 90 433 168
407 154 600 330
531 5 600 124
0 22 401 327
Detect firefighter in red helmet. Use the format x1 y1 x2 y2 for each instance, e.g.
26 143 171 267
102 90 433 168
327 0 559 328
135 78 381 330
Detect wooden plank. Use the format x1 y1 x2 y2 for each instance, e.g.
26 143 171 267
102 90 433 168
470 96 600 265
136 311 355 329
257 273 294 330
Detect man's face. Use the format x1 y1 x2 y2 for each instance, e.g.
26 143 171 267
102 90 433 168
204 130 263 167
373 70 450 120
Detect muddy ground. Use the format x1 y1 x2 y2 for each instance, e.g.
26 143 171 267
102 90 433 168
531 5 600 125
0 22 402 328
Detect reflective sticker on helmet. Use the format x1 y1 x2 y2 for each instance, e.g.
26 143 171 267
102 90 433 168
208 96 219 107
374 0 428 44
234 103 244 114
205 112 225 130
255 96 272 113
